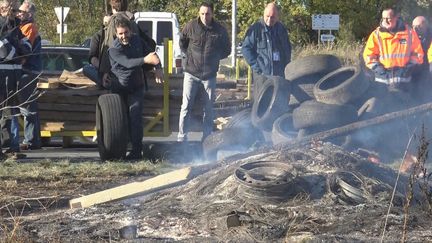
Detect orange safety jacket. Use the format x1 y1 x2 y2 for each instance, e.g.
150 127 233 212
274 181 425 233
363 24 424 70
19 22 38 45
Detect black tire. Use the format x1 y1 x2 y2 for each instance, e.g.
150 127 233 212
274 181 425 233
96 94 129 161
271 113 297 145
202 127 259 161
292 100 357 130
289 82 315 107
313 66 370 105
285 54 342 82
225 108 252 129
251 76 291 131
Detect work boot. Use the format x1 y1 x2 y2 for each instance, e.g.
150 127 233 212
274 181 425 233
20 143 41 151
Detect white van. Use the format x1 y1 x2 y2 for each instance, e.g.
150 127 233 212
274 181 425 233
134 12 183 74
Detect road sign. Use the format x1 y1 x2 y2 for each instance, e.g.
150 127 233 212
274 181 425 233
54 7 70 23
320 34 335 42
57 24 67 34
312 14 339 30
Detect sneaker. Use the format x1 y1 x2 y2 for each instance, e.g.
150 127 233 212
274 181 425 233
125 151 142 160
177 136 188 143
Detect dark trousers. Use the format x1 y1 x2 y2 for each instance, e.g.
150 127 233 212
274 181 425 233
110 79 144 153
252 71 267 101
0 68 21 152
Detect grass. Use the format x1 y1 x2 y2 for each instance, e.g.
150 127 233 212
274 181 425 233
0 159 167 182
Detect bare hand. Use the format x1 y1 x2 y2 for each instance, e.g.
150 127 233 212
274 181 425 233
103 15 111 26
154 68 164 84
143 52 160 65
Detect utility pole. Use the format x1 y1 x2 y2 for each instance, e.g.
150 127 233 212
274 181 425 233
231 0 237 68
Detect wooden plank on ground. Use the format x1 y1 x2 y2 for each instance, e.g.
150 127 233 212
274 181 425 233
69 167 192 208
37 82 59 89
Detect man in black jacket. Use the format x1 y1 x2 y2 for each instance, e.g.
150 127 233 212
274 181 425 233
109 16 162 160
178 2 230 143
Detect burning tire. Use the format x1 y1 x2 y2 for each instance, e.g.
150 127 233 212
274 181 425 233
225 108 252 129
292 100 357 130
284 54 342 82
251 76 291 131
313 66 370 105
96 94 128 161
202 127 258 161
271 113 297 145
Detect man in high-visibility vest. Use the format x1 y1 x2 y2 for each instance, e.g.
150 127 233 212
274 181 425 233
363 7 424 88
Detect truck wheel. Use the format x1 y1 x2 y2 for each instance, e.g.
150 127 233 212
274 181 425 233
96 94 128 161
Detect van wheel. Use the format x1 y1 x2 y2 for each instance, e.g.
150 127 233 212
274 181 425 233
96 94 129 161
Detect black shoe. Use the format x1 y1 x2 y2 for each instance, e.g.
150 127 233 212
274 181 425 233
125 151 142 160
20 143 41 151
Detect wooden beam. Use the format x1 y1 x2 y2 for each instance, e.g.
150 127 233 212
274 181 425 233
69 167 192 209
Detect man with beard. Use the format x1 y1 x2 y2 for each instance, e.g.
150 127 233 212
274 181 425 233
108 16 162 160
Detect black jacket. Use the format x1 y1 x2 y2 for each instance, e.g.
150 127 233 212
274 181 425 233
109 34 152 91
180 17 230 80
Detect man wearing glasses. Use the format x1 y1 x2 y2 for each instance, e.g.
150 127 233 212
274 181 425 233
363 7 424 91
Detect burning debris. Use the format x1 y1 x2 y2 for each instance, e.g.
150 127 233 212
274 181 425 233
15 142 432 242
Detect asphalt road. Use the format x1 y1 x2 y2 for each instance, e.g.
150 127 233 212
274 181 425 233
17 132 203 161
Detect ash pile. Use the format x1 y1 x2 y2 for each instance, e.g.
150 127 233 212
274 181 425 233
28 143 432 242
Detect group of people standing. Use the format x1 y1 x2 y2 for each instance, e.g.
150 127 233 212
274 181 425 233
1 0 432 161
0 0 41 160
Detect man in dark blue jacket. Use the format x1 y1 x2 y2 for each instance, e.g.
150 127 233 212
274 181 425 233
109 16 162 160
177 2 230 143
242 2 291 99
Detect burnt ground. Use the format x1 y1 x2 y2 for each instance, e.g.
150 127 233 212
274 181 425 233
1 142 431 242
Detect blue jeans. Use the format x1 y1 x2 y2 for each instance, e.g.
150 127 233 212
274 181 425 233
83 64 102 85
11 72 41 149
178 72 216 141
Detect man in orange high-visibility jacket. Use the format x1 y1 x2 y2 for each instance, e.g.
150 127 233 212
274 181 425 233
363 7 424 87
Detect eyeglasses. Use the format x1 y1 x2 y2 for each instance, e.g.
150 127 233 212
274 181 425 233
381 17 394 21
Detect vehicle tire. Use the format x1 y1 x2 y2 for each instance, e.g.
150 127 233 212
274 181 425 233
289 82 315 107
96 94 129 161
271 113 298 145
313 66 370 105
251 76 291 131
225 108 252 129
284 54 342 82
292 100 357 130
202 127 258 161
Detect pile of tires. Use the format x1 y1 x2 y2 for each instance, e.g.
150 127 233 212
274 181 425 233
202 54 408 161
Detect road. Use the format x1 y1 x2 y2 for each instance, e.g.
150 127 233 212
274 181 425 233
18 132 204 161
